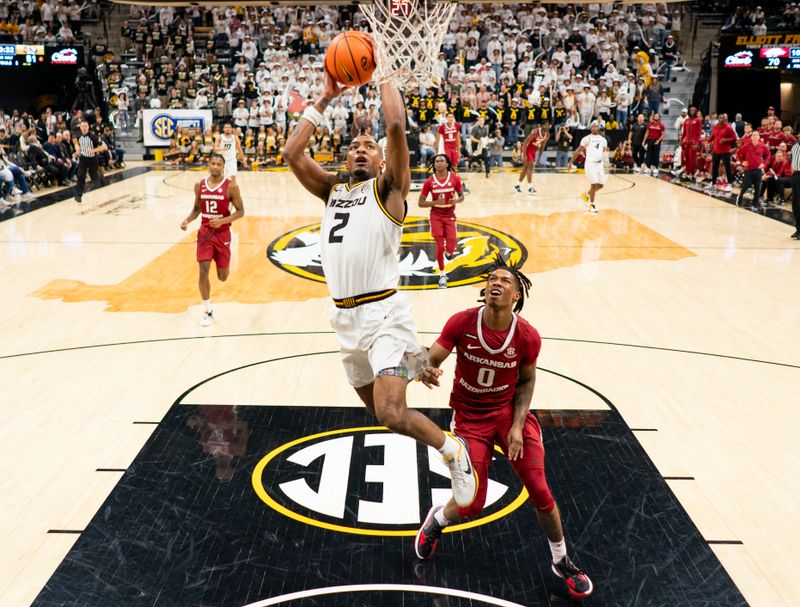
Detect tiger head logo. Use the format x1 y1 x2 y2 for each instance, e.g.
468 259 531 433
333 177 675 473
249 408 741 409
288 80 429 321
267 217 527 289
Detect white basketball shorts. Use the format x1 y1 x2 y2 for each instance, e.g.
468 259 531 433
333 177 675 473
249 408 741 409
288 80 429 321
224 155 238 178
584 160 607 185
329 291 426 388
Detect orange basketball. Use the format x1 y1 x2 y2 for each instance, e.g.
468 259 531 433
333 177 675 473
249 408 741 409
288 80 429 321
324 31 376 87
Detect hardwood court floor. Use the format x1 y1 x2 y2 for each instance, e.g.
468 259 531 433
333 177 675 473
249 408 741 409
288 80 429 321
0 168 798 606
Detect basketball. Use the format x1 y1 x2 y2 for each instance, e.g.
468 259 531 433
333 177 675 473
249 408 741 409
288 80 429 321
324 31 376 87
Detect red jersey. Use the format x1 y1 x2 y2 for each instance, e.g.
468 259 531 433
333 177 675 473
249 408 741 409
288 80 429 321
712 123 737 154
682 116 703 143
435 306 541 422
437 122 460 147
199 177 232 233
769 157 792 177
736 141 770 169
421 172 463 216
766 129 784 149
646 120 665 142
526 127 547 151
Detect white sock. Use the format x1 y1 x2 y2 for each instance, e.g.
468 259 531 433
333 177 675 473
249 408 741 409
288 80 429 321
549 538 567 563
203 299 212 313
438 434 459 458
434 508 451 527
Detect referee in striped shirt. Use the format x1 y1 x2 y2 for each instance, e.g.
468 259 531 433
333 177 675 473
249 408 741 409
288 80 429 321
792 140 800 239
75 119 107 203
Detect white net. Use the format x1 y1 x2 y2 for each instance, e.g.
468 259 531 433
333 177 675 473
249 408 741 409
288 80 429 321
361 0 456 90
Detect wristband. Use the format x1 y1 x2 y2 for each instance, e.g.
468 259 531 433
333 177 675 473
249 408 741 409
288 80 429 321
302 105 324 128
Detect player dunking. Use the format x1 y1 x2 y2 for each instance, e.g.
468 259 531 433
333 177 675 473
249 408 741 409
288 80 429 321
415 257 594 600
284 70 477 508
180 153 244 326
515 124 549 195
213 123 244 181
567 121 608 213
419 154 464 289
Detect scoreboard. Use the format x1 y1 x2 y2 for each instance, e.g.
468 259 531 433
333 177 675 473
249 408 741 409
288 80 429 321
0 44 45 67
723 46 800 70
0 44 82 68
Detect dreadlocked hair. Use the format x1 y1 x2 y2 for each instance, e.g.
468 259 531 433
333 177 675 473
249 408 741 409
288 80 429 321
427 153 456 174
478 254 532 314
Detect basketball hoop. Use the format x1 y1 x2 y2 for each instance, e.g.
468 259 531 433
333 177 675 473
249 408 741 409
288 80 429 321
361 0 456 90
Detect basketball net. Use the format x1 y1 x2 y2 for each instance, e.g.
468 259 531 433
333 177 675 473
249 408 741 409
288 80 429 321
361 0 456 90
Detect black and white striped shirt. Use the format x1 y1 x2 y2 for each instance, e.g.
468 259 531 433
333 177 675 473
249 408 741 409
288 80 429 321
78 133 100 158
792 142 800 173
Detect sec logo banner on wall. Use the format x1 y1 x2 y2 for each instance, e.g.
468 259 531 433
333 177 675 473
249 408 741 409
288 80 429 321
143 109 213 147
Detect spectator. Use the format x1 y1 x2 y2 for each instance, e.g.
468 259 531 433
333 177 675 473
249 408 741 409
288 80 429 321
735 131 770 209
708 114 737 192
629 113 648 172
555 125 573 168
487 127 504 174
732 113 746 139
644 76 663 116
644 112 665 176
662 35 678 81
761 145 792 204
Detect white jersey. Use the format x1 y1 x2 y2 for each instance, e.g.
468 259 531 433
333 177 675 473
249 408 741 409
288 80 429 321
321 177 403 300
580 134 608 163
218 133 237 161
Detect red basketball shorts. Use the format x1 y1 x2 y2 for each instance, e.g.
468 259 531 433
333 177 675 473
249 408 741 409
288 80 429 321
430 212 457 247
444 146 460 168
196 226 232 269
452 409 555 518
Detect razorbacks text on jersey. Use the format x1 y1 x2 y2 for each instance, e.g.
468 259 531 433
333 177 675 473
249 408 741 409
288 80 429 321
435 306 541 423
199 177 231 232
420 172 463 216
320 177 405 300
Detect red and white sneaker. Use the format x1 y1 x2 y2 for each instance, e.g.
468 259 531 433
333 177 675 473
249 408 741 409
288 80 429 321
414 505 445 560
552 555 594 599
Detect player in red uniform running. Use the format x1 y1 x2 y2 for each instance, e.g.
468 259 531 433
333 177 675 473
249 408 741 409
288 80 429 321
435 113 462 172
515 125 549 195
180 153 245 326
419 154 464 289
414 257 593 600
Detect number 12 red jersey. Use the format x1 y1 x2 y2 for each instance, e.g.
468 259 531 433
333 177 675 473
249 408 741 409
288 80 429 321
199 177 231 233
435 306 541 422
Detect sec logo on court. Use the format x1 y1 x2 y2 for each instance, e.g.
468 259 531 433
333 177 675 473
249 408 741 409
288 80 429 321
251 427 528 536
266 218 527 289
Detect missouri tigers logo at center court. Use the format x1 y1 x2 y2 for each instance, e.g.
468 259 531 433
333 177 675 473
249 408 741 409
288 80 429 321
266 217 527 290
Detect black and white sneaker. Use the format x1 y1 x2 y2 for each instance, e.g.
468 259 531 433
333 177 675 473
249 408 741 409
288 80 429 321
552 555 593 599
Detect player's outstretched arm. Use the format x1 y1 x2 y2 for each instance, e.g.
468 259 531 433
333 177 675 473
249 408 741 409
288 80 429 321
181 183 202 230
418 342 451 389
377 81 411 217
507 363 536 461
284 72 344 202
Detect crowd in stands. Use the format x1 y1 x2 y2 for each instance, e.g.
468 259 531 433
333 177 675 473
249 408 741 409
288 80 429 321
103 2 684 169
1 1 797 216
0 107 123 207
0 0 101 43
